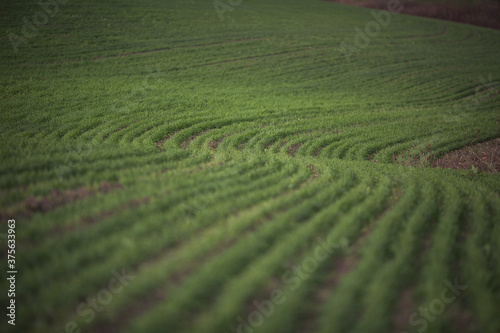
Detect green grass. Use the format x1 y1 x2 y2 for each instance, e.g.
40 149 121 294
1 0 499 333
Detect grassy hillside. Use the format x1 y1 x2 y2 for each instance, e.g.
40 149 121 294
1 0 499 333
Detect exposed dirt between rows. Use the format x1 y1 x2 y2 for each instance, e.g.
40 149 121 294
435 138 500 173
298 191 401 333
263 140 275 151
314 147 325 157
391 137 499 174
101 169 323 333
52 197 149 237
392 288 415 333
325 0 500 30
0 182 124 221
288 142 304 157
392 216 436 332
278 140 288 151
91 194 297 333
449 306 474 333
180 129 213 149
155 130 181 150
26 182 124 211
208 133 236 150
91 264 195 333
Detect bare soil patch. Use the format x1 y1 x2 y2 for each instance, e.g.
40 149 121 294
392 137 499 174
436 138 499 173
25 182 123 213
325 0 500 30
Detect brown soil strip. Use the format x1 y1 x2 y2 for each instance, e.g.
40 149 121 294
392 288 415 333
314 146 324 157
278 140 287 150
91 207 276 333
392 230 433 333
435 138 500 173
147 169 328 332
324 0 500 30
91 196 268 333
91 262 200 333
208 133 236 150
447 206 474 333
96 240 238 333
282 164 322 198
298 189 401 333
208 140 220 149
448 306 473 333
393 189 460 333
155 130 181 150
296 255 357 333
180 129 212 149
91 173 319 333
51 197 149 237
288 143 303 157
263 140 275 151
0 182 124 221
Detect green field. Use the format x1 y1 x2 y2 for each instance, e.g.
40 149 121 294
1 0 499 332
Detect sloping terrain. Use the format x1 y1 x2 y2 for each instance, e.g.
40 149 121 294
0 1 499 333
326 0 500 30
